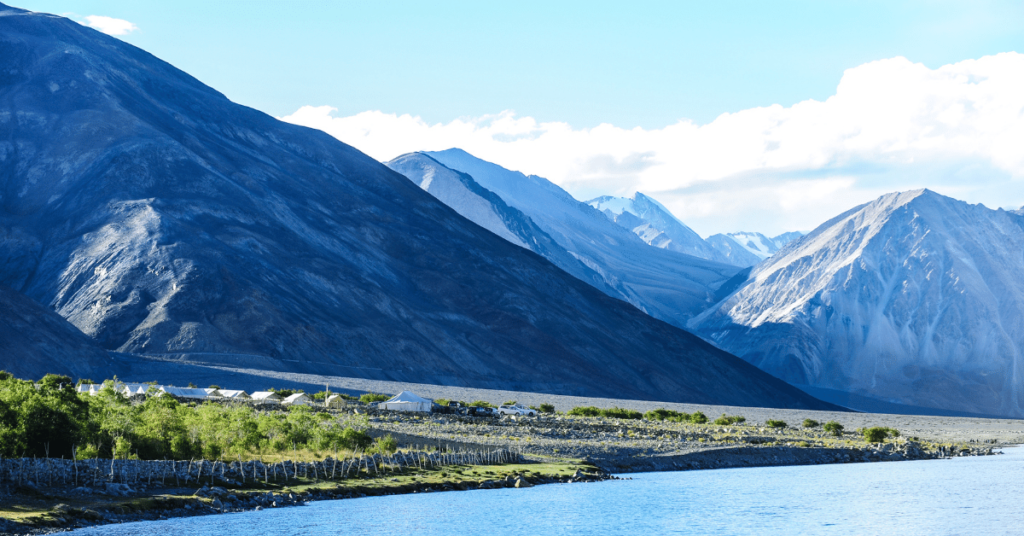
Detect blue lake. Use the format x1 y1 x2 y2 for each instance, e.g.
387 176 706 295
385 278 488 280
71 446 1024 535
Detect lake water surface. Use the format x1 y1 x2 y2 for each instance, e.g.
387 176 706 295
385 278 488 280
71 446 1024 535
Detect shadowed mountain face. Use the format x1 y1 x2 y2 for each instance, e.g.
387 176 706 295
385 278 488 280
692 189 1024 417
0 4 833 409
0 284 112 380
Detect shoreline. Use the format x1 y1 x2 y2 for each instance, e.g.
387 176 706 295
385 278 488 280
0 443 1001 535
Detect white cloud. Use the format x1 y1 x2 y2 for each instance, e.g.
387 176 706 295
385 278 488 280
281 52 1024 236
80 15 138 36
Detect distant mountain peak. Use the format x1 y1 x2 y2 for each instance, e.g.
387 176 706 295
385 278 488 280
705 230 804 268
584 192 735 265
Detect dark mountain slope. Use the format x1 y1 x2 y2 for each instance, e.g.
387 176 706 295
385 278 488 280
0 284 112 379
0 4 831 408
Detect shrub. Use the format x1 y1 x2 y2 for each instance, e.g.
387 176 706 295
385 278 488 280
803 419 820 428
601 407 643 420
539 403 556 414
359 393 390 404
468 400 495 408
883 427 900 438
690 411 708 424
567 406 602 417
76 444 100 460
862 427 889 443
434 399 450 407
823 421 844 437
503 400 518 406
644 408 681 421
766 419 787 429
714 414 747 425
367 434 398 455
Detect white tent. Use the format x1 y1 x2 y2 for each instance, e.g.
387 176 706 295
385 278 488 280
251 391 283 404
218 389 251 400
379 391 432 413
325 394 347 409
283 393 312 406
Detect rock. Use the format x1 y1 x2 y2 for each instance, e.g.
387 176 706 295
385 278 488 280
514 477 532 488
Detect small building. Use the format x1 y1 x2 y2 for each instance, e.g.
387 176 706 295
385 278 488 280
325 394 347 409
379 391 432 413
251 391 283 404
203 388 225 398
282 393 312 407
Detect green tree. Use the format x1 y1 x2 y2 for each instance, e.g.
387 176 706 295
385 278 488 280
359 393 389 404
862 427 889 443
823 421 844 437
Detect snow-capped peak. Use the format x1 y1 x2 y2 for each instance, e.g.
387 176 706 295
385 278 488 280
584 192 734 264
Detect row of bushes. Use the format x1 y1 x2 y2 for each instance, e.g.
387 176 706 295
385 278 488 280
0 372 372 460
643 408 709 424
569 406 644 419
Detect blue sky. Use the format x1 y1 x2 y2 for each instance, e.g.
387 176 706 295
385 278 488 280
14 1 1024 235
17 1 1024 127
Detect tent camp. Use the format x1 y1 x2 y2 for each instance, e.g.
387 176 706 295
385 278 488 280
379 391 432 413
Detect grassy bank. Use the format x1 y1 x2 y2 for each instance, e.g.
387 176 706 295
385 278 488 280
0 460 606 533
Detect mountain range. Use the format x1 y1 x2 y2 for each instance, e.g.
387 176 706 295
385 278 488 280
0 3 831 409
